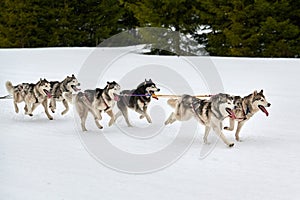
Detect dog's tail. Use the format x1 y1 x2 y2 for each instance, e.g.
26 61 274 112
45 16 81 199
6 81 14 95
167 98 178 108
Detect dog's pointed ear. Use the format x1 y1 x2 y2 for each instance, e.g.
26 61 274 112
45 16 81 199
149 78 152 82
144 79 147 85
72 74 75 77
259 89 264 94
253 90 257 95
107 81 110 85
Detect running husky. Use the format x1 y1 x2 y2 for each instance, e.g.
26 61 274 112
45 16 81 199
165 93 237 147
49 74 80 115
224 90 271 141
6 79 53 120
115 79 160 127
74 81 121 131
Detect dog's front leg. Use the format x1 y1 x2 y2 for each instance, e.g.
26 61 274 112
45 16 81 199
90 108 103 129
143 106 152 123
42 99 53 120
224 118 235 131
61 99 69 115
136 106 151 123
235 120 246 141
106 110 115 127
212 122 234 147
49 98 56 113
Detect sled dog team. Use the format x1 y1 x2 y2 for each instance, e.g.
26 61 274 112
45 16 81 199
6 75 271 147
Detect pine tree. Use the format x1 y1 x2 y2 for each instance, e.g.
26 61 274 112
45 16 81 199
199 0 300 57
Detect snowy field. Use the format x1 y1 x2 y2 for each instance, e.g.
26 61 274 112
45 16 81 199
0 47 299 200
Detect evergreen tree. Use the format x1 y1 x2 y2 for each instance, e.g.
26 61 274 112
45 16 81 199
198 0 300 57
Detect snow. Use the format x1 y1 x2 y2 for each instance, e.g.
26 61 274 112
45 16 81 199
0 47 299 200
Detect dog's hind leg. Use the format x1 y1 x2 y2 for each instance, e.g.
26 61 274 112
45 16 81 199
42 99 53 120
203 125 211 144
13 101 19 113
224 118 235 131
61 99 69 115
80 109 88 131
165 112 177 125
235 120 246 141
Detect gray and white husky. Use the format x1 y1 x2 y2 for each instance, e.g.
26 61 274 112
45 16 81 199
6 79 53 120
165 93 237 147
115 79 160 127
74 81 121 131
49 74 80 115
224 90 271 141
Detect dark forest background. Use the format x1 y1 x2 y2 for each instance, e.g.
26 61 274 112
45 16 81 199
0 0 299 57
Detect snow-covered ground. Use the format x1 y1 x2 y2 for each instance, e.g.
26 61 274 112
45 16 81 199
0 47 299 200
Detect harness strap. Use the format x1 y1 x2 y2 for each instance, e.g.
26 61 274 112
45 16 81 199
100 94 111 112
191 101 205 124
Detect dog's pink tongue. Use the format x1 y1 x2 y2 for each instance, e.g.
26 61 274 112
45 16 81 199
45 90 52 98
73 86 81 92
259 105 269 116
114 95 120 101
229 110 236 119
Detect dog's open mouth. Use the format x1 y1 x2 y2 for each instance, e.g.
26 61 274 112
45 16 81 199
113 93 120 101
71 85 81 92
226 108 236 119
44 89 52 98
149 91 159 100
258 105 269 116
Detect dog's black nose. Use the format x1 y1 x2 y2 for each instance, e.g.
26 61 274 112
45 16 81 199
267 103 271 107
157 88 160 92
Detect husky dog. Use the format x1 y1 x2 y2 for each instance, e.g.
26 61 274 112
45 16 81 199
115 79 160 127
224 90 271 141
165 93 237 147
75 81 121 131
6 79 53 120
49 74 80 115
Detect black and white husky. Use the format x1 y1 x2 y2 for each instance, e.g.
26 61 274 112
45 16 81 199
74 81 121 131
115 79 160 127
49 74 80 115
165 93 237 147
6 79 53 120
224 90 271 141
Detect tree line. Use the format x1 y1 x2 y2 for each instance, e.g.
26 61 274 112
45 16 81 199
0 0 299 57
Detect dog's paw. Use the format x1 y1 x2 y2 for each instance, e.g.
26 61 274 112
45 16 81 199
49 117 54 120
98 125 103 129
29 114 33 117
224 127 233 131
61 111 68 115
139 115 144 119
228 143 234 147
